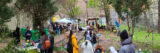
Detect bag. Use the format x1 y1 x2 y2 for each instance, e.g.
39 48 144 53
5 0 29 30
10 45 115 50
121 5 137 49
95 48 102 53
44 36 51 49
67 39 73 53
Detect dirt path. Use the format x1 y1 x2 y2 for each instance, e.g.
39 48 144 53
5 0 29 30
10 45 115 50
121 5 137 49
97 31 120 51
0 38 13 50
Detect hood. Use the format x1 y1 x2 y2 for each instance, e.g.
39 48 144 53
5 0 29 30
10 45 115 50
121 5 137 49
122 37 132 45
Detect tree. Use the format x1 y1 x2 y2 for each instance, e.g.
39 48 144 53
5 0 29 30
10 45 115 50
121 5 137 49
158 0 160 33
112 0 122 22
121 0 147 35
15 0 58 29
0 0 14 34
142 0 150 33
102 0 110 27
61 0 82 19
0 0 14 26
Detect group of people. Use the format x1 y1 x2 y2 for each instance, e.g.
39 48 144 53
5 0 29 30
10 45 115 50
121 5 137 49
82 25 99 53
12 22 135 53
52 23 66 35
65 24 135 53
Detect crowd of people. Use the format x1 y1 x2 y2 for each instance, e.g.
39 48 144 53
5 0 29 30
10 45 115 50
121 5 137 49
66 24 135 53
12 22 135 53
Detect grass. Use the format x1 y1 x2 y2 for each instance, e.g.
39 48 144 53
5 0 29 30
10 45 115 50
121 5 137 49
119 25 160 50
79 24 86 27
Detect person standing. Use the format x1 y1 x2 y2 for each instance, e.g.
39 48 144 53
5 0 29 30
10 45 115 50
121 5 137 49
13 27 20 44
67 30 79 53
25 27 32 41
71 31 79 53
84 27 91 40
119 30 135 53
81 40 94 53
48 30 54 53
40 30 46 53
90 30 97 50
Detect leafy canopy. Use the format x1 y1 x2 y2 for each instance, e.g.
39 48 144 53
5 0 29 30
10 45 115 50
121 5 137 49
15 0 58 28
0 0 14 25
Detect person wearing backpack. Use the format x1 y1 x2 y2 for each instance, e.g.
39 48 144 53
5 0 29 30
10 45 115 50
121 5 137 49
40 30 46 53
95 45 104 53
40 30 51 53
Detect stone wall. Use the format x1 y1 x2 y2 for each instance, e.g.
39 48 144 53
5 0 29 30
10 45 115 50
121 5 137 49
7 13 33 31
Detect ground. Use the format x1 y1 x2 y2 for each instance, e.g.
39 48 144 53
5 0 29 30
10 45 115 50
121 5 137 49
0 30 160 53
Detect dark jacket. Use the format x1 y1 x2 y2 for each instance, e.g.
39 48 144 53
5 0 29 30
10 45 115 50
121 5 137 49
13 27 20 44
25 30 32 37
48 35 54 53
91 34 97 44
119 37 135 53
49 35 54 48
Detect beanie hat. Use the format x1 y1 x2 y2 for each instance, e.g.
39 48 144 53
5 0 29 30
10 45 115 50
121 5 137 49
120 30 128 40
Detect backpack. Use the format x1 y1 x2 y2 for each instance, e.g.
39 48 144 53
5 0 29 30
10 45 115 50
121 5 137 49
95 48 102 53
67 39 73 53
44 36 51 49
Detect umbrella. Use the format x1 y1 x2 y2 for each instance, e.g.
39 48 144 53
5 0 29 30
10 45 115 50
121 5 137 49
56 18 73 23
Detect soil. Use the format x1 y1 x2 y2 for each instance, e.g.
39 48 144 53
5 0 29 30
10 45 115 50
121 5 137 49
0 37 12 50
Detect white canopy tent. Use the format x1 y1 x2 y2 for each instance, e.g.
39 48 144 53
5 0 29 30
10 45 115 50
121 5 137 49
56 18 73 23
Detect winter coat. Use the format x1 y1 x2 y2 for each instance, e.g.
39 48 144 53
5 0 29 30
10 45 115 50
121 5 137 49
91 34 97 44
119 37 135 53
81 40 94 53
72 34 79 53
48 35 54 49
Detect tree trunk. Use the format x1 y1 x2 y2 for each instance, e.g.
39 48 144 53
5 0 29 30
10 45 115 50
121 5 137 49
158 0 160 33
103 0 110 30
144 11 150 33
126 13 130 35
131 16 135 36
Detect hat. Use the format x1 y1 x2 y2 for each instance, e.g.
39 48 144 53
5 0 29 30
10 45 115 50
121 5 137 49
120 30 128 40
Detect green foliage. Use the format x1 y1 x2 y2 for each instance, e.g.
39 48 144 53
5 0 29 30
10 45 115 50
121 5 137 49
119 25 160 50
66 7 82 18
88 0 98 8
112 0 122 18
102 0 110 25
15 0 58 28
0 0 14 25
1 38 27 53
61 0 82 18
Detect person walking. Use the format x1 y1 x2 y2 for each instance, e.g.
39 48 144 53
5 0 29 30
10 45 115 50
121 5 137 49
81 40 94 53
119 30 135 53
